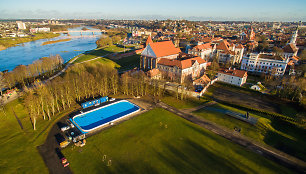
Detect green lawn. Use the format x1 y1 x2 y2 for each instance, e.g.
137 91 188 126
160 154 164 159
73 45 137 71
193 103 306 161
114 54 140 71
0 98 79 174
73 54 120 70
62 108 292 174
161 95 210 109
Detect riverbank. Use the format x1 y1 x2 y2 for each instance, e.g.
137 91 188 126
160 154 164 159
0 33 60 51
41 38 71 46
0 45 6 51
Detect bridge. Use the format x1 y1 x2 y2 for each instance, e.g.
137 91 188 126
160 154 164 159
54 30 102 33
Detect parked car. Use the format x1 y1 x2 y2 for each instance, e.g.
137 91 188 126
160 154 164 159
61 126 70 132
61 157 69 167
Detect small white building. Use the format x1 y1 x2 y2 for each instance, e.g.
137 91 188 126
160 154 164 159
217 68 247 86
240 53 288 76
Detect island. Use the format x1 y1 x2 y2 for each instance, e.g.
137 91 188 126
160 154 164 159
41 38 71 46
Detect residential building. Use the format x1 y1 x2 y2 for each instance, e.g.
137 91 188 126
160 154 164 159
156 56 207 83
215 40 244 64
240 53 289 75
188 43 214 61
217 68 247 86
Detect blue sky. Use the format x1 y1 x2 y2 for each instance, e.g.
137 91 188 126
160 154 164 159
0 0 305 21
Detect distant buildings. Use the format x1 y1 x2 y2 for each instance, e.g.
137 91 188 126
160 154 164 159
30 27 51 33
16 21 26 30
217 68 248 86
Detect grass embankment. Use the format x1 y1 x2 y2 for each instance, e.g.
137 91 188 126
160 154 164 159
41 38 71 46
62 108 292 174
0 98 79 174
193 102 306 161
0 33 60 49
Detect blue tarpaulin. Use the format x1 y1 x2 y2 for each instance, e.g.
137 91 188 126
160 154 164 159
81 96 108 109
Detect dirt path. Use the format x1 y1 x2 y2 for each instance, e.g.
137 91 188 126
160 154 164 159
37 115 73 174
157 101 306 174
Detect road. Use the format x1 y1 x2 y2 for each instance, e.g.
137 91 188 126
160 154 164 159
157 101 306 174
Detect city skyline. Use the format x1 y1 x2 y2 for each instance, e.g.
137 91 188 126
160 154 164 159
0 0 305 21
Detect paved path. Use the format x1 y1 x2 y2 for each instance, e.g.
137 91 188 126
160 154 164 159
45 54 83 82
157 101 306 174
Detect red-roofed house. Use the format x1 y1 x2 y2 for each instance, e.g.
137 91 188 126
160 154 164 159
218 68 247 86
188 43 214 61
156 56 207 83
140 37 181 70
216 40 244 64
193 74 211 87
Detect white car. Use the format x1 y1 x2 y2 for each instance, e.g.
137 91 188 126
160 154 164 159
61 126 70 132
109 98 116 102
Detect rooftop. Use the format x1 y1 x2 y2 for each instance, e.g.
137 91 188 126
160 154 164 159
219 68 247 78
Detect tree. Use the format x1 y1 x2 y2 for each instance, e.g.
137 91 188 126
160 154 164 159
111 36 121 44
272 47 284 56
300 49 306 60
96 37 113 48
0 72 5 96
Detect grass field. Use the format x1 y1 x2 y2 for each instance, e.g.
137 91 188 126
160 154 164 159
114 54 140 71
62 108 292 174
0 98 79 174
73 45 140 71
193 103 306 161
161 95 210 109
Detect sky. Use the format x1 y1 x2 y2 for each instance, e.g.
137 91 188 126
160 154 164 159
0 0 305 21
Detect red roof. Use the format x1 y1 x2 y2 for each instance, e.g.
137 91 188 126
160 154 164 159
193 43 212 51
216 40 230 51
291 56 299 61
218 69 247 78
146 35 153 46
193 74 211 85
147 68 161 77
149 41 181 58
288 60 294 66
158 56 206 69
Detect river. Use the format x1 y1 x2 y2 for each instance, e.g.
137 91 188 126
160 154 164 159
0 26 102 71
